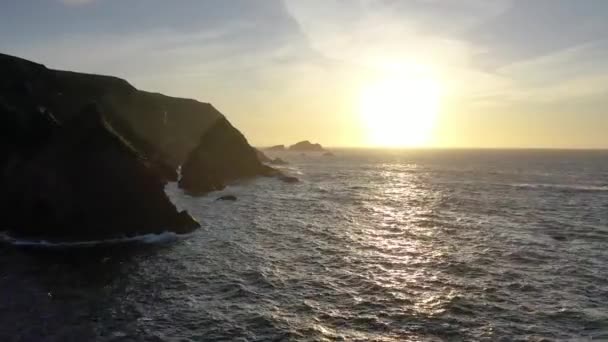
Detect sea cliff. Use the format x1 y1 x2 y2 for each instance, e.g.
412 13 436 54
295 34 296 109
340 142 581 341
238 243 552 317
0 53 272 240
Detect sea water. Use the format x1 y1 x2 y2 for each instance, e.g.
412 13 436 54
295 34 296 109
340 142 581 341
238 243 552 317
1 149 607 341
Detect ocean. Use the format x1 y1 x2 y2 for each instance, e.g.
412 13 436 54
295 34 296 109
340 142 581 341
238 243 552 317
1 149 607 341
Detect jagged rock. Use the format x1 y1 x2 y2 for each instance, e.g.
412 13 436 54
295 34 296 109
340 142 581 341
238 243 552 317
0 104 199 240
216 195 237 201
552 235 567 241
278 175 300 183
269 158 288 165
255 148 272 163
179 117 275 194
289 140 325 152
266 144 286 151
323 151 335 157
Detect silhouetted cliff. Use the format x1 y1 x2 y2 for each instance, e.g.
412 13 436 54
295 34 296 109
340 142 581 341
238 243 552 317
0 53 272 239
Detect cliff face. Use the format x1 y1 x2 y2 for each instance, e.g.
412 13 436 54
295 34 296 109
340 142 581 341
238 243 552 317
102 90 224 169
0 104 199 240
0 53 271 239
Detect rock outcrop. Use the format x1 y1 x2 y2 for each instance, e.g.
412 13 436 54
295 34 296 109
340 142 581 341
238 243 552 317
179 117 274 194
0 52 274 239
216 195 237 202
289 140 325 152
266 144 286 151
255 148 272 163
278 175 299 183
269 158 289 165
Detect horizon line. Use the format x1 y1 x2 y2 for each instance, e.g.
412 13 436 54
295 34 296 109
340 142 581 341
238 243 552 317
255 145 608 151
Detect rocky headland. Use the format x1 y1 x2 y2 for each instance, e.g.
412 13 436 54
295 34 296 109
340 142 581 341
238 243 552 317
0 53 278 240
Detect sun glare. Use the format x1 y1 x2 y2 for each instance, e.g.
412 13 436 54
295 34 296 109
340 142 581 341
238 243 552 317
359 72 441 147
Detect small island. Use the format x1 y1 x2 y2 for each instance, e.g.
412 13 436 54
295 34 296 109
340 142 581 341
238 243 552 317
289 140 326 152
264 141 328 153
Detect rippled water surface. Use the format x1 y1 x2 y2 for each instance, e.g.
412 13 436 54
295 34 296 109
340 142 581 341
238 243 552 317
1 149 608 341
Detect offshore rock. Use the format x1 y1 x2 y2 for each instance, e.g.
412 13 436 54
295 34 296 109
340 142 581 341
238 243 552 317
216 195 238 201
289 140 325 152
269 157 289 165
278 175 300 183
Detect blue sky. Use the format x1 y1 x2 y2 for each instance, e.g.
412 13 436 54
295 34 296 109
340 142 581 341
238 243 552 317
2 0 607 148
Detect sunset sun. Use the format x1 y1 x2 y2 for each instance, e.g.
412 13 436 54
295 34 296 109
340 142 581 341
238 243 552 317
1 1 606 340
359 73 441 147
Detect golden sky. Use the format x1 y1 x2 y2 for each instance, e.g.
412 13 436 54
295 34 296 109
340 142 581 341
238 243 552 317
2 0 607 148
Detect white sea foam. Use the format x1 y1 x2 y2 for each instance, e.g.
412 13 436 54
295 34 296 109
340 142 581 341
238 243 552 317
512 183 608 192
0 231 185 248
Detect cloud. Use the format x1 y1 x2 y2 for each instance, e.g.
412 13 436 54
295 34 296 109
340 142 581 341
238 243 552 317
466 0 608 69
60 0 95 5
3 0 607 147
481 40 608 105
284 0 509 66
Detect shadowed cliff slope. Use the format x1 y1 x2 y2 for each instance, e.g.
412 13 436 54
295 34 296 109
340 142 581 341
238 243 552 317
179 118 275 194
1 54 215 167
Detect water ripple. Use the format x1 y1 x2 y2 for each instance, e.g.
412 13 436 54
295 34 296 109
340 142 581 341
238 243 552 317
1 150 607 341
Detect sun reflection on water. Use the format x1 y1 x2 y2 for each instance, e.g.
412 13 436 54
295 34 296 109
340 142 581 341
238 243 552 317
344 162 459 319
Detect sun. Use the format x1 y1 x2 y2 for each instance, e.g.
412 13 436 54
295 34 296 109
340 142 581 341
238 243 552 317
359 73 441 147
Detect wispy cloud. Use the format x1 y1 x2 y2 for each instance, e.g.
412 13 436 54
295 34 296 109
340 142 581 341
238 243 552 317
59 0 96 6
1 0 607 147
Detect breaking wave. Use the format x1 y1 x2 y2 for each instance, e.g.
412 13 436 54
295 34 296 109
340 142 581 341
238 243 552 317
0 231 184 248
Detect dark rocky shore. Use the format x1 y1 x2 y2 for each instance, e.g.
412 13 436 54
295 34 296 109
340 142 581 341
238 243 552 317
0 53 275 240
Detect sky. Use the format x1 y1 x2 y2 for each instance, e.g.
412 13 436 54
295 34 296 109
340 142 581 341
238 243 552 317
1 0 607 148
